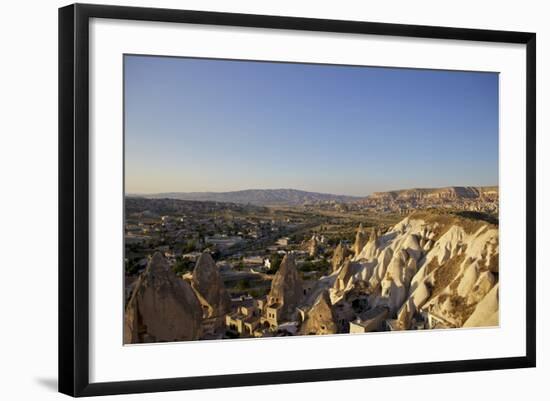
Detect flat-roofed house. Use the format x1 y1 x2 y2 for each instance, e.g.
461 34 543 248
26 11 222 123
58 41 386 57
349 306 389 334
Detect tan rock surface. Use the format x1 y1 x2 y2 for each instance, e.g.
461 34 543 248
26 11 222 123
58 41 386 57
124 252 202 343
300 290 338 335
356 227 380 260
464 284 499 327
332 242 350 272
268 254 303 321
191 252 231 318
306 235 321 257
353 213 497 328
353 223 368 256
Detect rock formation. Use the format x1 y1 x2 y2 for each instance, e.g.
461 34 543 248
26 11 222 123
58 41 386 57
341 213 499 330
353 223 369 257
366 186 498 202
464 284 499 327
331 242 349 272
307 235 321 257
356 227 380 260
368 247 393 289
396 281 430 328
124 252 202 343
300 290 338 335
358 186 499 215
334 260 364 292
267 253 303 321
191 252 231 319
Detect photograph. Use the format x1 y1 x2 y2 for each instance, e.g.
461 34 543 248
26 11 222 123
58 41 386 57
123 54 500 344
0 0 542 398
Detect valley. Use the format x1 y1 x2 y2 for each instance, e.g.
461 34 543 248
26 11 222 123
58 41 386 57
124 186 499 343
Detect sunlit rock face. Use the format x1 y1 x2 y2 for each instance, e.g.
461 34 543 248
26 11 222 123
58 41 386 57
353 223 368 257
331 242 350 272
331 213 499 330
464 284 499 327
267 254 303 321
356 228 380 261
333 260 361 292
124 252 202 343
306 235 322 257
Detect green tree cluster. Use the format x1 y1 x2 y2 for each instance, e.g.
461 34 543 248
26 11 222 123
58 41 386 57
172 257 195 275
266 253 282 274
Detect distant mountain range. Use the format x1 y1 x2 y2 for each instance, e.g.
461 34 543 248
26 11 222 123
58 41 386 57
131 188 362 206
128 186 498 207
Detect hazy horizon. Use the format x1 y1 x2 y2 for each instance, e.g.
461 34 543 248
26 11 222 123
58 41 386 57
125 56 499 196
125 184 499 198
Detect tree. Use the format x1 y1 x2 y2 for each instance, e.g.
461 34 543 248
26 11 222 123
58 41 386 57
125 259 140 275
235 279 251 291
210 248 221 261
172 257 194 275
299 259 330 274
266 253 282 275
183 240 197 253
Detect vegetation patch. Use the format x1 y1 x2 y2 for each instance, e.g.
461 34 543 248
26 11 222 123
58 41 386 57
453 211 499 226
431 253 467 298
409 209 497 241
447 294 477 325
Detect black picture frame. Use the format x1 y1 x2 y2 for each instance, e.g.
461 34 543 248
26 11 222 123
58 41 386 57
59 3 536 397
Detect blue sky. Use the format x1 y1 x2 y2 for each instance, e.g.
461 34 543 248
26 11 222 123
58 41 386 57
124 55 498 196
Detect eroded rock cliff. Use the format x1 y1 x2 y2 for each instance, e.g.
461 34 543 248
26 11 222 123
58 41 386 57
331 212 499 330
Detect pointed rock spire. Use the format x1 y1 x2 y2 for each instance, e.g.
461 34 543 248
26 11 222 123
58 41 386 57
371 227 379 244
353 223 368 256
334 260 359 291
308 235 320 257
355 227 382 261
191 252 231 318
332 242 349 272
268 253 303 321
464 284 499 327
300 290 338 335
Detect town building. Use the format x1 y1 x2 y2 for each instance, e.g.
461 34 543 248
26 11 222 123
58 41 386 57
349 307 389 333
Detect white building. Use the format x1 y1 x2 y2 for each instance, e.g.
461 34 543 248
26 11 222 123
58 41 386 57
276 237 290 247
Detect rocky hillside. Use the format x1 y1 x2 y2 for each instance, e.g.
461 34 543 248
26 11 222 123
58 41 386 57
365 186 498 202
357 186 499 215
135 188 361 206
328 211 499 330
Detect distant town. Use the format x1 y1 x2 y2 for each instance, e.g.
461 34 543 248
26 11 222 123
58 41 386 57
124 186 500 343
